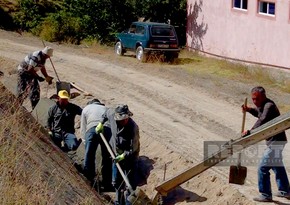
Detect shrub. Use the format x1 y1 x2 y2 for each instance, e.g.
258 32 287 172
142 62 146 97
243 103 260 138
40 11 83 44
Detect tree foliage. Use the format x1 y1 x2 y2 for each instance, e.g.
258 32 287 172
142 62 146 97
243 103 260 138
11 0 187 45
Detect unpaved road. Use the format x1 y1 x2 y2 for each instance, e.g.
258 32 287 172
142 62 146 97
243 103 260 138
1 30 290 205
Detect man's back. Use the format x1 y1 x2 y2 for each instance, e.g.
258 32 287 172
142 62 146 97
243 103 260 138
47 102 82 134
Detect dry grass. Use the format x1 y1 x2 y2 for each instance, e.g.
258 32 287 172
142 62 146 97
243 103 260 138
178 50 290 93
0 83 102 204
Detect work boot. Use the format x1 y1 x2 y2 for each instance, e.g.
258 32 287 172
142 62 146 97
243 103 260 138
253 195 273 202
274 191 290 199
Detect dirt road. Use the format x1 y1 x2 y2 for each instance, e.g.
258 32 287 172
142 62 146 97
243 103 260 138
1 30 290 204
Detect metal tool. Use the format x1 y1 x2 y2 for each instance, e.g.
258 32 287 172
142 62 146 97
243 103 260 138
229 98 248 185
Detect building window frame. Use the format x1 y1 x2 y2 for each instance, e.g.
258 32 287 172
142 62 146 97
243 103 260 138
258 0 276 16
232 0 248 10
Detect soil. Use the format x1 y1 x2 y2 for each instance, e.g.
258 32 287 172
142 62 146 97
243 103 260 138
1 29 290 205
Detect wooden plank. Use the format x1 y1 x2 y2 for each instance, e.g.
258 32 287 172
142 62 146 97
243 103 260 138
155 111 290 196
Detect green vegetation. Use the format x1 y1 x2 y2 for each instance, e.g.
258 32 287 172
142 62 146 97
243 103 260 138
0 0 187 45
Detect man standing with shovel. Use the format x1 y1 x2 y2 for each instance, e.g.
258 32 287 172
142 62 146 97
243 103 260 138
242 86 290 202
17 46 54 110
96 104 140 205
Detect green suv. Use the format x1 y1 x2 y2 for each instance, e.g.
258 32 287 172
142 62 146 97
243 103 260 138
115 22 180 62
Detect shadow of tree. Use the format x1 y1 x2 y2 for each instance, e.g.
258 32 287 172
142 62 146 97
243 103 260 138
187 0 208 51
162 186 207 204
0 7 15 30
136 156 154 186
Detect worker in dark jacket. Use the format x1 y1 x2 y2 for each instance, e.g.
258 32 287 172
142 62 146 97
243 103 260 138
242 86 289 202
47 90 82 152
96 104 140 205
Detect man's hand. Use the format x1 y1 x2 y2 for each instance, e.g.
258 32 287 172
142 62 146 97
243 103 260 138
48 131 53 137
242 130 250 138
37 76 45 82
114 153 126 163
45 76 54 85
241 104 250 113
95 122 104 134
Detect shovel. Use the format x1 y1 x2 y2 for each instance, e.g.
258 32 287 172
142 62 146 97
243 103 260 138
99 132 147 204
229 98 248 185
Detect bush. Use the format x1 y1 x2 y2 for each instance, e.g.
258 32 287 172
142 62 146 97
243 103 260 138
40 12 83 44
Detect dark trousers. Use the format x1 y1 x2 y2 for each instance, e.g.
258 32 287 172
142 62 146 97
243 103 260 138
17 70 40 109
83 126 112 187
112 156 138 205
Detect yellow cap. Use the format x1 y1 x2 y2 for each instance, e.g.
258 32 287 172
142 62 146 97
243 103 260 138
58 90 70 99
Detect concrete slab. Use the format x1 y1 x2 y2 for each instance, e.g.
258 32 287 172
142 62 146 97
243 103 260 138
32 97 56 127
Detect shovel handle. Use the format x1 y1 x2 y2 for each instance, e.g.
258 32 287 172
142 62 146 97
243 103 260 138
241 98 247 133
238 98 247 166
99 132 133 192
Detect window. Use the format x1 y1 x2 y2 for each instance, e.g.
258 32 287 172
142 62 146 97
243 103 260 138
259 1 275 15
129 25 136 33
136 26 145 35
151 26 175 37
233 0 248 10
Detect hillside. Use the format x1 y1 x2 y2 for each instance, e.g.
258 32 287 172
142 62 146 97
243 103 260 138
0 83 103 204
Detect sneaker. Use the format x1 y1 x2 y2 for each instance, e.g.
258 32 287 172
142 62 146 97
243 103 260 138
253 195 273 202
274 191 290 199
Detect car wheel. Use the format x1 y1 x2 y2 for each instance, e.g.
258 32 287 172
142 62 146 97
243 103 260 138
115 42 124 56
136 46 147 62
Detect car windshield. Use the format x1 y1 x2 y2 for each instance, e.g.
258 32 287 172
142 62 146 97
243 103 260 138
151 26 175 37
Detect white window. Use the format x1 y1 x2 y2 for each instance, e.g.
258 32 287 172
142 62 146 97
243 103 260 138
259 1 275 16
233 0 248 10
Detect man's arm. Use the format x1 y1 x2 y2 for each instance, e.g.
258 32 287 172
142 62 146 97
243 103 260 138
252 103 274 129
248 107 259 117
132 125 140 155
47 106 54 131
40 66 49 78
80 108 87 139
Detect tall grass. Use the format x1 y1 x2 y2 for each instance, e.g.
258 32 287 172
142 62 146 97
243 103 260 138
0 83 102 204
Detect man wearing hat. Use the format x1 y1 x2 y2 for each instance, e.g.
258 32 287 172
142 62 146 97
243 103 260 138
17 46 54 110
47 90 82 152
96 104 140 205
80 99 113 190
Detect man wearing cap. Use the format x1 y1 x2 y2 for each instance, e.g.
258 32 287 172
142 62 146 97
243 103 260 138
17 46 54 110
47 90 82 152
96 104 140 205
80 99 112 190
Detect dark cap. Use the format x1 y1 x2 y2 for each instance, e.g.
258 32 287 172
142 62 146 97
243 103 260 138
114 104 133 121
86 98 104 105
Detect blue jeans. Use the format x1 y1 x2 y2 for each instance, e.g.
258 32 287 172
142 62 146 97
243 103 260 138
258 143 289 198
51 132 79 151
83 126 112 186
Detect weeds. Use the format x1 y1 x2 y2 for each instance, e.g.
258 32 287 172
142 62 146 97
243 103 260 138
0 83 100 204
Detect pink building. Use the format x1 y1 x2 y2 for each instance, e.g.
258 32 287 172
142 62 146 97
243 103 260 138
186 0 290 69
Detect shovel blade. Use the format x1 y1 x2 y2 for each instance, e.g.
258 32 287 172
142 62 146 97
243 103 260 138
229 165 247 185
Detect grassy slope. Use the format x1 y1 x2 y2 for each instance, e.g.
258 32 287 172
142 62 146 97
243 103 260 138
0 83 103 204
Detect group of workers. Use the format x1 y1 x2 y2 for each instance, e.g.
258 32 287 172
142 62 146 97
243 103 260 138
15 47 290 203
46 89 140 205
16 47 139 205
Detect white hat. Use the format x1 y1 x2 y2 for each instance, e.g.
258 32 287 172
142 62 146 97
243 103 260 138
42 46 53 57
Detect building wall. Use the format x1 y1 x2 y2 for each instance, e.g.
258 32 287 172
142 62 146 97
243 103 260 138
187 0 290 68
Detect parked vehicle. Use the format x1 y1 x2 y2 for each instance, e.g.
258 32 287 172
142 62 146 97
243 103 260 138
115 22 180 62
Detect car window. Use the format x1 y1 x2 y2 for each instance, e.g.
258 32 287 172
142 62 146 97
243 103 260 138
136 25 145 35
129 25 136 33
151 26 175 37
